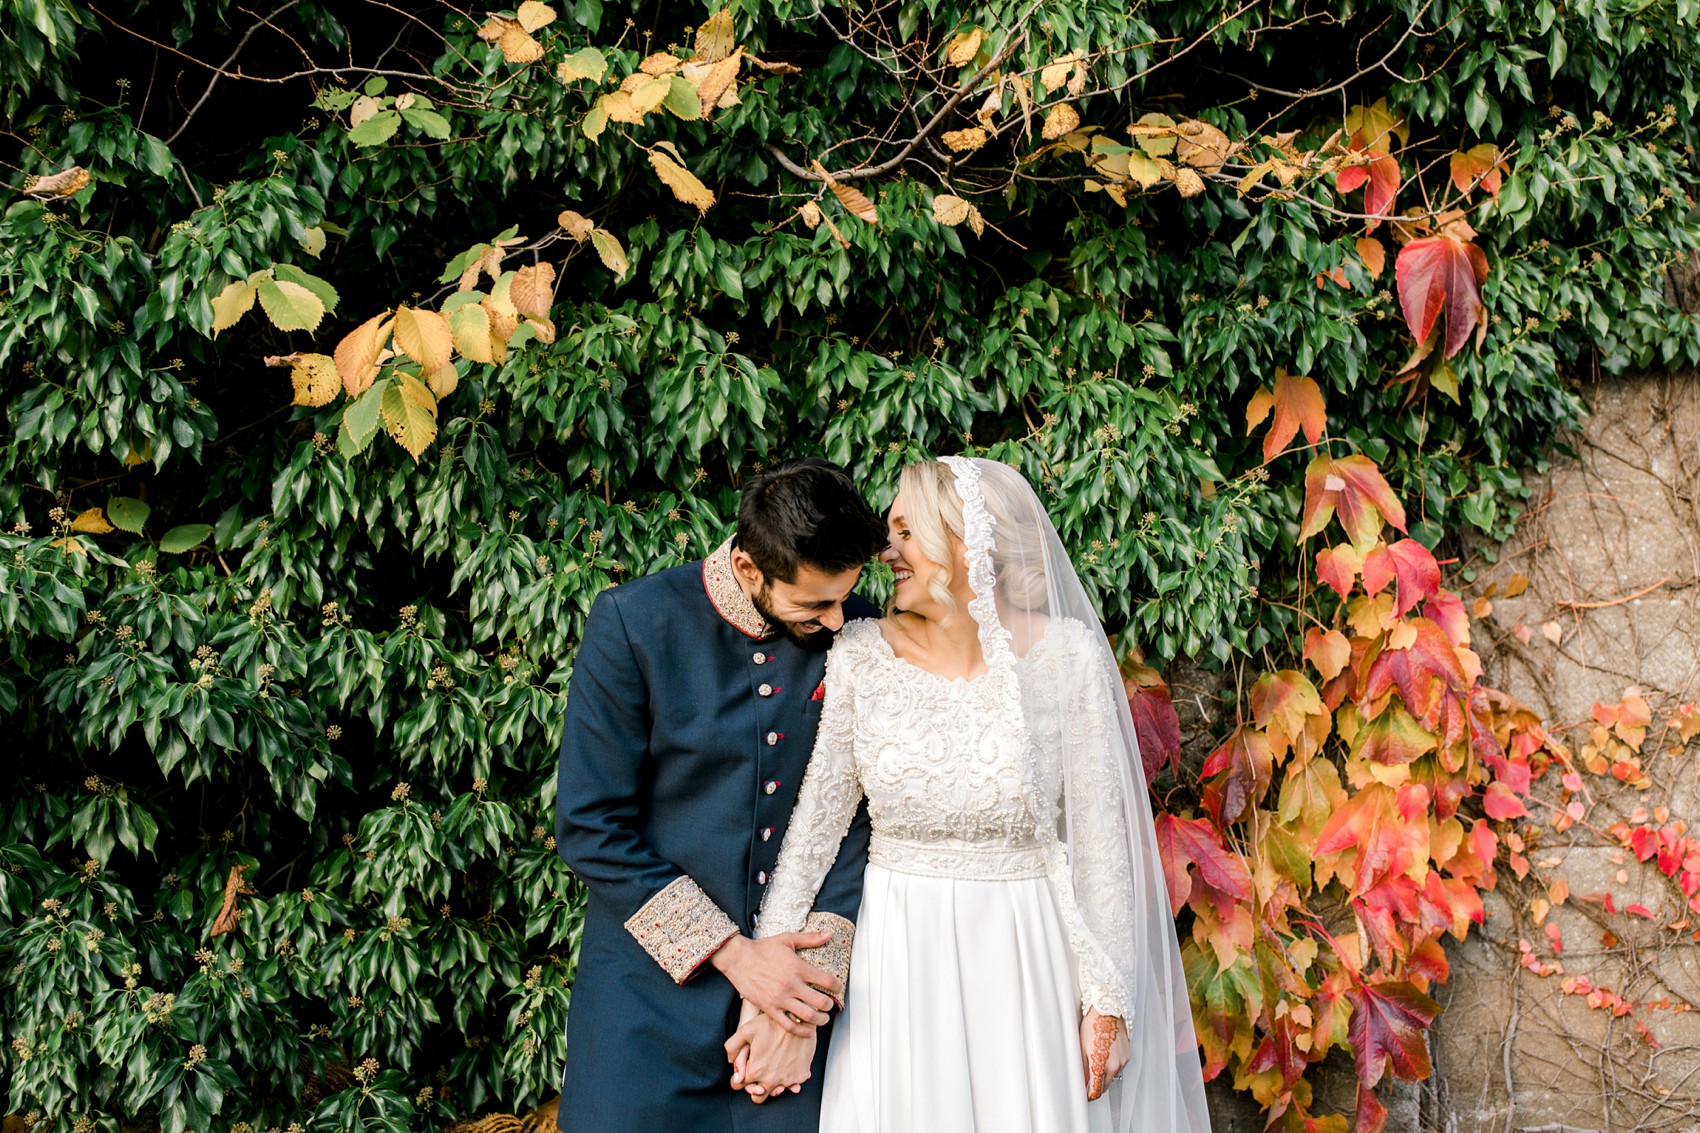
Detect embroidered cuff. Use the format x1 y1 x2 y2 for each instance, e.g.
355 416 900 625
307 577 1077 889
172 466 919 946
625 876 740 984
797 911 855 1010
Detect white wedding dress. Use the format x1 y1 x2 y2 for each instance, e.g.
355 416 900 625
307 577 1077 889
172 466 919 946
756 616 1130 1133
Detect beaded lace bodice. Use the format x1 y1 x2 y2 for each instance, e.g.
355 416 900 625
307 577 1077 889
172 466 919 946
757 616 1135 1017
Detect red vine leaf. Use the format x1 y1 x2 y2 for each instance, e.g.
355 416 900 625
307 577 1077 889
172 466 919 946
1314 783 1429 896
1361 539 1442 618
1202 725 1276 822
1345 979 1438 1089
1336 150 1401 224
1130 682 1183 779
1155 813 1253 915
1362 619 1468 724
1395 235 1489 359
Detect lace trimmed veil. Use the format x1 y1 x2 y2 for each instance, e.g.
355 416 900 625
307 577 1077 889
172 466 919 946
939 455 1212 1133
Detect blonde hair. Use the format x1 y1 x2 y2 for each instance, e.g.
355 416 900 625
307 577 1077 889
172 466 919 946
892 460 1051 617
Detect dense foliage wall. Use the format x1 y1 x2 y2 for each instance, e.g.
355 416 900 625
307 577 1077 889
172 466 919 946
1 0 1696 1129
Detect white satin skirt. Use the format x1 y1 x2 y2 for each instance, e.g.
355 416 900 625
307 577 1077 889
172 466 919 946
819 860 1113 1133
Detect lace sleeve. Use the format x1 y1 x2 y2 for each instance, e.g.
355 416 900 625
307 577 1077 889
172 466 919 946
1057 624 1138 1020
756 633 864 940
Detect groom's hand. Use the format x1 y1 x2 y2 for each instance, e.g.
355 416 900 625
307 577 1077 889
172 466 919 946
710 933 841 1035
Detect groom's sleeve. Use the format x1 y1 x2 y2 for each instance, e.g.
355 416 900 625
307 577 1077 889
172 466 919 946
554 589 738 984
798 798 870 1006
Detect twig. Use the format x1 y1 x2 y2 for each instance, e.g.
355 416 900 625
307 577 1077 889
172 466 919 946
1554 576 1673 611
167 0 304 145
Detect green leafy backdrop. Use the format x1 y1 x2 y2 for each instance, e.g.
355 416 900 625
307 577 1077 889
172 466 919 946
1 0 1696 1128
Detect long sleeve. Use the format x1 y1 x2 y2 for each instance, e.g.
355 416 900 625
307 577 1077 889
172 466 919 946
1051 625 1139 1020
756 644 863 943
554 589 737 983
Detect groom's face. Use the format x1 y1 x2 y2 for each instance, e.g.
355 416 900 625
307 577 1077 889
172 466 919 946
732 548 862 650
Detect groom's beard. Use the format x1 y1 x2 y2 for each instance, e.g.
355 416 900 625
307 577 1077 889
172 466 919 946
753 586 838 652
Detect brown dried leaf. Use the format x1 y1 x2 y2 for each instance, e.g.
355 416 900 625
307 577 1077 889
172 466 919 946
798 200 823 229
639 51 684 75
820 211 851 248
515 0 556 32
23 165 91 199
693 9 736 64
1041 103 1080 140
476 15 511 41
1008 73 1033 140
348 95 383 129
1039 52 1081 95
694 49 743 117
334 312 394 398
945 27 984 66
70 508 114 534
649 150 716 212
966 204 985 237
827 178 877 223
558 210 595 241
525 317 557 345
1172 167 1206 197
943 127 988 153
290 352 341 407
744 53 801 75
1505 572 1529 598
1175 119 1232 172
510 262 557 319
209 864 252 937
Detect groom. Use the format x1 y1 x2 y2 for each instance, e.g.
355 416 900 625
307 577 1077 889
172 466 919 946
553 457 886 1132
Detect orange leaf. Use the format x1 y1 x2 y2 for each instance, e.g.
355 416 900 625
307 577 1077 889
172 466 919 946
1253 368 1327 463
1251 669 1325 757
334 311 394 398
1363 618 1468 724
510 262 557 320
1357 236 1387 278
1449 143 1506 198
1300 454 1408 546
1154 813 1252 915
1350 705 1438 766
210 864 252 937
1305 627 1352 682
1314 783 1428 896
1316 542 1365 599
1395 235 1489 359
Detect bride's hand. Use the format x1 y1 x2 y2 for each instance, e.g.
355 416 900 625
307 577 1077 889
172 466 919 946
1081 1010 1129 1101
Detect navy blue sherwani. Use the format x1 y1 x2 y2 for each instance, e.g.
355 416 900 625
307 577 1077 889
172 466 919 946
554 539 874 1132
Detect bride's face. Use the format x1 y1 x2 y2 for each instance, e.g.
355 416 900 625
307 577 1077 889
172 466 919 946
880 490 966 620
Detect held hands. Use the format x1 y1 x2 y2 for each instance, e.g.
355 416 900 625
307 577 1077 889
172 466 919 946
1081 1010 1129 1101
710 932 842 1035
725 998 818 1103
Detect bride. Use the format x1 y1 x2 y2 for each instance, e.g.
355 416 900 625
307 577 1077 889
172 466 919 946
730 456 1212 1132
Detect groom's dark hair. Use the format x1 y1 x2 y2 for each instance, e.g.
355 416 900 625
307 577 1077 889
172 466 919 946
736 457 886 583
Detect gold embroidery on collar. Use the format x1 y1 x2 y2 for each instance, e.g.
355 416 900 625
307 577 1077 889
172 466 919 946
702 538 774 640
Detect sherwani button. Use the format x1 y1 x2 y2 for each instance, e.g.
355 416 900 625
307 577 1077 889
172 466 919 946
752 652 767 664
758 683 773 696
764 781 778 795
757 871 769 884
766 731 779 745
762 827 774 841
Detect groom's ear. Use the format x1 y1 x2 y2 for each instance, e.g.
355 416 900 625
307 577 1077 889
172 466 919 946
729 545 765 589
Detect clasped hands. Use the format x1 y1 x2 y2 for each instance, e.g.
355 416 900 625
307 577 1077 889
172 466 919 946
712 932 842 1103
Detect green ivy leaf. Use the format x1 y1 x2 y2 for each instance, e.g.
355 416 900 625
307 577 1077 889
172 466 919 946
400 105 452 139
348 109 403 146
158 523 214 553
105 497 150 533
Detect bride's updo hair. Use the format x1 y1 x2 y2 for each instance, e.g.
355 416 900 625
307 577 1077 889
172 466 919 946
896 459 1051 616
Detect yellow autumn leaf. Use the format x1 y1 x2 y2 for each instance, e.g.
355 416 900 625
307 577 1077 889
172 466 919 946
648 150 716 212
932 194 972 225
942 127 987 152
603 90 645 124
1176 119 1233 172
639 51 683 75
449 303 497 364
589 229 629 278
515 0 556 32
424 363 459 399
557 48 608 83
945 28 983 66
1039 52 1079 94
348 95 383 129
209 279 256 337
290 352 341 407
965 204 985 237
383 372 439 461
525 317 557 344
1041 103 1080 140
499 25 544 64
392 306 454 374
511 262 557 319
693 9 736 64
334 312 393 397
69 508 114 534
630 75 673 115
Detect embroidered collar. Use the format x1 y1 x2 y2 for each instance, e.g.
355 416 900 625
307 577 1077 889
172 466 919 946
702 538 775 640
